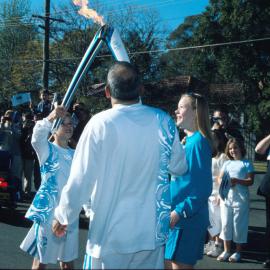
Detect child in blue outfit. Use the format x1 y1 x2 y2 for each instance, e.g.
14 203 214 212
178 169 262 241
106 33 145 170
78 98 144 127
217 138 254 263
20 106 79 269
165 93 213 269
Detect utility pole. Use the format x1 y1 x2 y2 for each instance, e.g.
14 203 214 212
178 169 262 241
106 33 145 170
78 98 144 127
43 0 50 91
32 0 65 91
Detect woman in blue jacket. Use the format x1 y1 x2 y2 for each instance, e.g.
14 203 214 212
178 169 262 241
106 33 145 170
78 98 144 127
165 93 213 269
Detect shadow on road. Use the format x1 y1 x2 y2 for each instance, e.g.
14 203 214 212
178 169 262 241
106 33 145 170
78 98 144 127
0 198 89 230
0 206 31 228
242 226 268 263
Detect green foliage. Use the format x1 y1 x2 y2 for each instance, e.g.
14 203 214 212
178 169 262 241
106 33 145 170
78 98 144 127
161 0 270 134
0 0 40 105
48 2 163 110
0 0 163 113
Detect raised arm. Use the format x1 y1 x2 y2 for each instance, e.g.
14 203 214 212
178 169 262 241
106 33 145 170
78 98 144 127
255 134 270 155
31 106 66 165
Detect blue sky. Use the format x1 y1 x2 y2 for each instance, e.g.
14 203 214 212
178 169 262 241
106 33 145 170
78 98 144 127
29 0 209 31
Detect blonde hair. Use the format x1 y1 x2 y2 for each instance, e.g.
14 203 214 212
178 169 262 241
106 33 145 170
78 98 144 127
182 92 213 147
225 138 246 160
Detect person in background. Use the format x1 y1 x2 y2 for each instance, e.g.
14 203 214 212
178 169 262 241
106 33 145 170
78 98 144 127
0 113 13 150
1 109 23 199
32 113 43 191
204 129 228 258
211 104 243 142
165 92 213 269
36 90 52 118
70 102 90 148
53 61 187 269
20 106 79 269
255 134 270 268
217 138 254 263
20 112 35 197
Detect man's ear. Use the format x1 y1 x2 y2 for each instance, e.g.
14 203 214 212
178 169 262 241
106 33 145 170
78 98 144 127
105 86 111 99
139 85 145 96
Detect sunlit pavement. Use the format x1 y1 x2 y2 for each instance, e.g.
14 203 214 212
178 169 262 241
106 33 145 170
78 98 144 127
0 174 267 269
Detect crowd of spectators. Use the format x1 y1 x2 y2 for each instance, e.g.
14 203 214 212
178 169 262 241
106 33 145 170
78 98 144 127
0 90 90 201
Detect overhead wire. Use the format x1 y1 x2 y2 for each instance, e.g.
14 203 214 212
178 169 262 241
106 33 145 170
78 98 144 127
0 36 269 64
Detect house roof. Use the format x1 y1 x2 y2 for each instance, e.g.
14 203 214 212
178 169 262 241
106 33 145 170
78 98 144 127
86 76 244 110
209 83 244 105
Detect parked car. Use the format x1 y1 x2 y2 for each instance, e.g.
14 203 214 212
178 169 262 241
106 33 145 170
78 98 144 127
0 129 20 208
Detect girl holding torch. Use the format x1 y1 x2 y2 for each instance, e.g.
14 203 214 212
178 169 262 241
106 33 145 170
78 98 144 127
20 106 78 270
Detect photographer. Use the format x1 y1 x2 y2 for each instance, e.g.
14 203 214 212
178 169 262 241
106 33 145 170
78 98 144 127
20 112 36 197
0 109 23 198
70 102 90 148
255 134 270 268
211 105 243 142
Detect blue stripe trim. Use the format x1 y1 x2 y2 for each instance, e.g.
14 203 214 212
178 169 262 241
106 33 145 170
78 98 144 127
29 245 37 257
83 254 92 270
26 239 36 254
83 254 87 270
89 256 92 270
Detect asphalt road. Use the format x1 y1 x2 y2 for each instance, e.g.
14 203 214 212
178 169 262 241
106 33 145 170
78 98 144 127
0 174 268 269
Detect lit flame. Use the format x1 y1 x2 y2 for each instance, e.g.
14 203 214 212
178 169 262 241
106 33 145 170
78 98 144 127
73 0 105 26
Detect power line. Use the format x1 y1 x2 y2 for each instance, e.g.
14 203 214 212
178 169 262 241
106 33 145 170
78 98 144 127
130 36 270 55
1 36 269 64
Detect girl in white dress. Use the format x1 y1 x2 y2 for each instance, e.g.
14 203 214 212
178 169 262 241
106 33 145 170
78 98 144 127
217 138 254 263
205 130 228 257
20 106 79 269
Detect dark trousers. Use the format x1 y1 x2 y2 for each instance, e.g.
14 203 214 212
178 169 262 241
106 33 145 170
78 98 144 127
33 158 41 191
266 197 270 257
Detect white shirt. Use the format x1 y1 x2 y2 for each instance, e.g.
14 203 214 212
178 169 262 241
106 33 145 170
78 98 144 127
221 159 254 207
212 153 228 196
55 103 187 258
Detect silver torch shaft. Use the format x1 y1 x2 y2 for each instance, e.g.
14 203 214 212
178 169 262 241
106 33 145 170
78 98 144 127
51 24 130 134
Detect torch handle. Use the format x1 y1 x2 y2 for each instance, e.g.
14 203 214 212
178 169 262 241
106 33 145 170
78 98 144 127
51 25 130 134
104 28 130 62
51 28 106 133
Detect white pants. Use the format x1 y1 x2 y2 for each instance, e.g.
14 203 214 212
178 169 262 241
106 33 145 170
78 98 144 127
219 201 249 243
83 246 164 269
208 195 221 237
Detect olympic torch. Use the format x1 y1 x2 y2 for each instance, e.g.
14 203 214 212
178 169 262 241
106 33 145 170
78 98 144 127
51 24 130 133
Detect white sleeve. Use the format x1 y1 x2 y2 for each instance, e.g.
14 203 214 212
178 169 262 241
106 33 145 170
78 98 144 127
217 154 228 171
54 120 100 225
31 118 52 165
168 127 187 176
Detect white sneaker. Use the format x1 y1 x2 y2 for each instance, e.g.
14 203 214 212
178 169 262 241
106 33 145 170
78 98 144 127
204 241 214 255
217 251 231 262
207 244 223 257
229 252 241 262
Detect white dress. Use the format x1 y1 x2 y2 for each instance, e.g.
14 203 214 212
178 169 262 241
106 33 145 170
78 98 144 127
20 118 79 264
208 153 228 237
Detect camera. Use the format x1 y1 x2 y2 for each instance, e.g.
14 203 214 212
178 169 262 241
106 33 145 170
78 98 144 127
212 117 222 123
2 116 12 122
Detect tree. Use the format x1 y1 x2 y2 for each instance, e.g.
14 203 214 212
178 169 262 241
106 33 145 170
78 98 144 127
0 0 41 107
46 1 164 113
161 0 270 134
